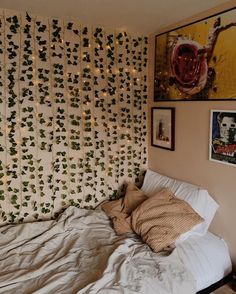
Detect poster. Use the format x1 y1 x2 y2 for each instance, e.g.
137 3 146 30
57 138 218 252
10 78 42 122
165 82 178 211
155 7 236 101
209 110 236 166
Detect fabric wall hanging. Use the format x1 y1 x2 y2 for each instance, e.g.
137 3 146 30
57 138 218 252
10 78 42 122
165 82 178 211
0 9 148 223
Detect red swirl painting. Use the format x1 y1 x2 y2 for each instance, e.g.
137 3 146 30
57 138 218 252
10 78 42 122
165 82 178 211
154 7 236 101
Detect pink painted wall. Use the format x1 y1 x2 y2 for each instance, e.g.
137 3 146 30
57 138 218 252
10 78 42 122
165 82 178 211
148 0 236 266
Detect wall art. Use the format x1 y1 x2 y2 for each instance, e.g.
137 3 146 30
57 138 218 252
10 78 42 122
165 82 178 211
209 110 236 166
154 7 236 101
0 9 148 224
151 107 175 150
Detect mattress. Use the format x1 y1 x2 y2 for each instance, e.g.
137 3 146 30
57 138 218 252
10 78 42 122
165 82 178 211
175 232 232 292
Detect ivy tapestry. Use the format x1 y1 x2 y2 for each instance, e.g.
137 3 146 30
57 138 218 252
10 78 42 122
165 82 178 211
0 9 148 224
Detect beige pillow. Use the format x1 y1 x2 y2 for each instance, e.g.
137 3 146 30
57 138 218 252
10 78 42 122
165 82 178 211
112 215 132 235
122 182 147 214
101 198 123 219
101 198 132 235
131 188 204 253
101 183 147 235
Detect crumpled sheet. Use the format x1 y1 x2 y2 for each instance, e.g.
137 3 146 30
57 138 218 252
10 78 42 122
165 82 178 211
0 207 196 294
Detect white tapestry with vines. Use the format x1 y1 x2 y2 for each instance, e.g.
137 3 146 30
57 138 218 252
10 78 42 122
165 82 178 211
0 9 148 224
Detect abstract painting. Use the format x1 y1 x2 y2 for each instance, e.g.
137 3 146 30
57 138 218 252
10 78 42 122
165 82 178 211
154 7 236 101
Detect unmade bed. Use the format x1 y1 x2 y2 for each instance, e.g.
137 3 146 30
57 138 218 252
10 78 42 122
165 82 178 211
0 170 232 294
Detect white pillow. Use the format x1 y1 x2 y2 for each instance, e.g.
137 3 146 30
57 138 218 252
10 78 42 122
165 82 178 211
141 169 219 242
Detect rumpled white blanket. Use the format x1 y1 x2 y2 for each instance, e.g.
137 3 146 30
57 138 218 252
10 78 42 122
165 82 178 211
0 207 196 294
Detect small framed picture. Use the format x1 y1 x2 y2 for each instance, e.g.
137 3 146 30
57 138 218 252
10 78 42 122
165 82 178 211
151 107 175 151
209 110 236 167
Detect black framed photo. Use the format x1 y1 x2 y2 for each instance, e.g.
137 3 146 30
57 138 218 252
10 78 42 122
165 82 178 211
209 110 236 166
151 107 175 151
154 7 236 101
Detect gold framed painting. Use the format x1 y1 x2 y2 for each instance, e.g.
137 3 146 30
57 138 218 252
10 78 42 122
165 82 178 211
151 107 175 151
154 7 236 101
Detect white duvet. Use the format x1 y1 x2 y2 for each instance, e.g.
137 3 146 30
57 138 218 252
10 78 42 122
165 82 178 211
0 207 195 294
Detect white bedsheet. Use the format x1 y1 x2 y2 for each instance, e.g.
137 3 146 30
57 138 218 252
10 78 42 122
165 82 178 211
0 207 195 294
176 232 232 291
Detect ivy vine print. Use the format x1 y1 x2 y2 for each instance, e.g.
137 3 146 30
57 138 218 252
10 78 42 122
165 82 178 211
0 9 148 223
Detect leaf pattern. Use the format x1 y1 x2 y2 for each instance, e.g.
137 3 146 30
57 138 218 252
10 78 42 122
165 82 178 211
0 9 148 223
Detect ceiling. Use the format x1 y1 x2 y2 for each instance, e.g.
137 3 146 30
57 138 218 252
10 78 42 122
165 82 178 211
0 0 231 34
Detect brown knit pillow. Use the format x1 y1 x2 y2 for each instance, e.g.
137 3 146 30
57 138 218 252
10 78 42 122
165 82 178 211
101 183 147 235
122 182 147 214
101 199 132 235
101 198 123 219
131 188 204 253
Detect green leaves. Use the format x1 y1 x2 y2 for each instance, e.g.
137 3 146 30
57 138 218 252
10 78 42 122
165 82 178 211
0 11 148 223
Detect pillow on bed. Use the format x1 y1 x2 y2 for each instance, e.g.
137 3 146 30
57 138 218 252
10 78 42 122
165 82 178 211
101 198 123 219
141 169 219 241
122 182 148 214
101 183 147 235
101 199 132 234
112 214 132 235
131 188 204 253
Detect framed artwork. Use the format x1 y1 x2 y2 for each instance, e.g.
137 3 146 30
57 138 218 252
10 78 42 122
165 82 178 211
154 7 236 101
151 107 175 151
209 110 236 167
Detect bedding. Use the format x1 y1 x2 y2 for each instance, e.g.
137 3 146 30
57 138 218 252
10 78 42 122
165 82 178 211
0 171 232 294
101 196 132 235
141 169 219 242
102 186 203 251
0 206 196 294
138 169 232 291
131 188 203 253
176 232 232 291
122 182 147 214
101 182 147 235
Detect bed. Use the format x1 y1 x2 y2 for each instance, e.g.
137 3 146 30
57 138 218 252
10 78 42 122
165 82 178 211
0 170 232 294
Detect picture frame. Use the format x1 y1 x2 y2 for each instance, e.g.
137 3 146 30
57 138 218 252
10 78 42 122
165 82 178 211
151 107 175 151
209 110 236 167
154 7 236 101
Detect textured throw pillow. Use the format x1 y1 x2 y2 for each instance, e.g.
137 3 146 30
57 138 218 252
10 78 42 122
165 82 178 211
101 183 147 235
101 199 132 235
131 188 204 253
122 182 148 214
141 169 219 240
101 198 123 219
112 215 132 235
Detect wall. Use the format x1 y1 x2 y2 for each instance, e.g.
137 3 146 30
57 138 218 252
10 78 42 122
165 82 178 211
148 0 236 266
0 9 148 224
